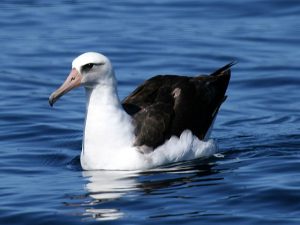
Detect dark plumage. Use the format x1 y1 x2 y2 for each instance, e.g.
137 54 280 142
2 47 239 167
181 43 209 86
122 62 234 150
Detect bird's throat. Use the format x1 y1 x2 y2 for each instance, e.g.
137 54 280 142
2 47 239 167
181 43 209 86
81 84 135 169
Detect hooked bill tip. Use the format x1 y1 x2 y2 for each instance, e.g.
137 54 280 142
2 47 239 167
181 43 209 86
49 99 54 107
48 94 56 107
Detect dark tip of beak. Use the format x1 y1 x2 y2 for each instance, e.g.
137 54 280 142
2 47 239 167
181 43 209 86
48 94 56 107
49 99 54 107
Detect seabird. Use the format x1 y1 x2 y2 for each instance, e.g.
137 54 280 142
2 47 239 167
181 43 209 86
49 52 233 170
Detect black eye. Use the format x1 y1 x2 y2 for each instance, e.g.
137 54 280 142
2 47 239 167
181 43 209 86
82 63 94 72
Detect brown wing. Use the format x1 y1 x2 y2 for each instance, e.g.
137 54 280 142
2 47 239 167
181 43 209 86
122 62 233 150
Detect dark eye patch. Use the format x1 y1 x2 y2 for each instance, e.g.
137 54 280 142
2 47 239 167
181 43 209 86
81 63 104 72
82 63 94 72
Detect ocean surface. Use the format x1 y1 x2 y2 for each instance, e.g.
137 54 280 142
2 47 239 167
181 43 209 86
0 0 299 224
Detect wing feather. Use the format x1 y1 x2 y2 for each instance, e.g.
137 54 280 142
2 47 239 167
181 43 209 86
121 62 233 149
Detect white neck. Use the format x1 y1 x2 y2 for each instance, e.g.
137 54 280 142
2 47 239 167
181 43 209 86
80 78 135 170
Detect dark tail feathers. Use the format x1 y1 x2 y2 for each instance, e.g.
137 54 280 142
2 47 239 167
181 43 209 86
210 61 237 77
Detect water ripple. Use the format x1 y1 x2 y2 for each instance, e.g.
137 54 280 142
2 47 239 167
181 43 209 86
0 0 299 224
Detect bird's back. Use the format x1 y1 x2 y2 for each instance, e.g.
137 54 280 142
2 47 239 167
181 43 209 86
122 62 233 150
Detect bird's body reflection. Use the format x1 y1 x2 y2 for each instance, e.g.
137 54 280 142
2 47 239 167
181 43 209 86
77 161 220 221
81 170 138 221
83 170 139 200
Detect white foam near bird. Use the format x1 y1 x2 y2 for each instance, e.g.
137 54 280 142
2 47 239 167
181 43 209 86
49 52 232 170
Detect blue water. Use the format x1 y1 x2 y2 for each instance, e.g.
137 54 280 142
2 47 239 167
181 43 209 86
0 0 299 224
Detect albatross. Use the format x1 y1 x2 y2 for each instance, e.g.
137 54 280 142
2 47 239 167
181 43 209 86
49 52 233 170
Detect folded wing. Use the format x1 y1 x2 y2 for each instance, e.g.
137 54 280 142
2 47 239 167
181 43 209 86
122 62 233 150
